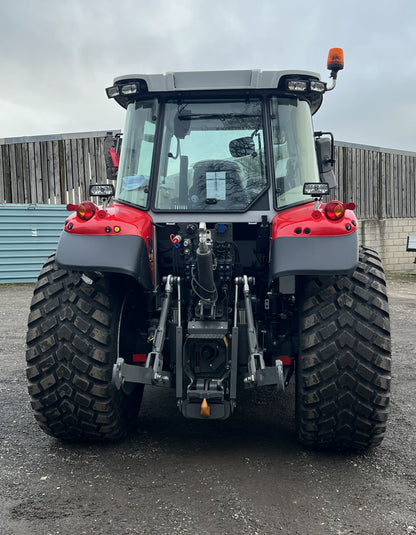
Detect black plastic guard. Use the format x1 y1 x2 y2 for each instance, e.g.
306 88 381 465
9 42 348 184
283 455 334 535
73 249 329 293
55 232 153 289
269 232 359 282
181 400 231 420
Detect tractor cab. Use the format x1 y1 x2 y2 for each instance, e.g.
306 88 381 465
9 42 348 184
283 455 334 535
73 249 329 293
106 63 340 219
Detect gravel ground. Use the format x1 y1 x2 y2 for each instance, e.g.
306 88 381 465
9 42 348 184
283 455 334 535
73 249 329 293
0 276 415 535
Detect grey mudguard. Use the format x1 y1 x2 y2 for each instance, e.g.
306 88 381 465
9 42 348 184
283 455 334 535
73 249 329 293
270 232 359 282
55 232 153 289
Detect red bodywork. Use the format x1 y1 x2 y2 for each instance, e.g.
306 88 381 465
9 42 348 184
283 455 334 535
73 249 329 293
271 201 358 239
63 198 357 287
64 201 155 280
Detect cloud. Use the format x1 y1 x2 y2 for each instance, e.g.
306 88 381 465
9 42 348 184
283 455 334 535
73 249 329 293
0 0 415 152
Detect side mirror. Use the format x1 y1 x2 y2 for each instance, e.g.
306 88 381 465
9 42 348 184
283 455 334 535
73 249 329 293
315 134 337 189
316 137 333 174
174 111 191 139
229 137 256 158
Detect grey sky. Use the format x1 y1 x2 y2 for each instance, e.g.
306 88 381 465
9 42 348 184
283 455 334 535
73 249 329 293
1 0 415 152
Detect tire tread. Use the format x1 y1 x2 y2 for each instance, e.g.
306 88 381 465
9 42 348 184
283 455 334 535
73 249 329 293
296 246 391 450
26 254 143 441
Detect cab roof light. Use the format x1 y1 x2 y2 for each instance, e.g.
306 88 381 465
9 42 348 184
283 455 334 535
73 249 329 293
310 80 327 93
286 79 326 94
106 85 120 99
287 80 308 92
120 83 140 96
106 82 141 99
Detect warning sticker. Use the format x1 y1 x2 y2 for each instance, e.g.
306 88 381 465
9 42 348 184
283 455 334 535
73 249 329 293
206 171 226 200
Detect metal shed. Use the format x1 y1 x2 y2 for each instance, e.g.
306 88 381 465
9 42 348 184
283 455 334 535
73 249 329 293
0 204 68 283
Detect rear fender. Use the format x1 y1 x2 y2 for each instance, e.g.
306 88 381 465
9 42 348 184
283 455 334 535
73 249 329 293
56 202 154 289
56 232 153 289
269 202 359 283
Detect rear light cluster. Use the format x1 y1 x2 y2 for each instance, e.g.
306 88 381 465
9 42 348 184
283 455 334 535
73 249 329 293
67 202 100 221
323 201 356 221
77 202 97 221
325 201 344 221
65 202 122 234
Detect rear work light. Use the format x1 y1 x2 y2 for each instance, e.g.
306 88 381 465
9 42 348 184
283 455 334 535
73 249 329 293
120 83 139 95
287 80 308 92
310 80 326 93
303 182 330 196
325 201 345 221
77 202 97 221
287 79 327 93
106 86 120 98
106 82 142 99
89 184 115 197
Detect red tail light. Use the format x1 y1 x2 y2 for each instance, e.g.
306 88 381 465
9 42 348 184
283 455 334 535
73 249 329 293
344 202 356 211
77 202 97 221
325 201 345 221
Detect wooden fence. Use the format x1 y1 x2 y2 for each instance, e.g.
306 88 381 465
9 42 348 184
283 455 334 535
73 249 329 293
0 131 117 205
0 132 415 220
334 142 416 219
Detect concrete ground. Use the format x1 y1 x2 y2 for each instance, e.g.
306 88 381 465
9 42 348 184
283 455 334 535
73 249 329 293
0 276 415 535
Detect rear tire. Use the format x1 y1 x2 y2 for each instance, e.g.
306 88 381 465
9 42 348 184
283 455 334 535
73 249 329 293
26 254 144 441
296 246 391 450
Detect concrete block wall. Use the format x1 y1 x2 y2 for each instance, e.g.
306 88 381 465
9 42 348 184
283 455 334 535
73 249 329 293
358 218 416 273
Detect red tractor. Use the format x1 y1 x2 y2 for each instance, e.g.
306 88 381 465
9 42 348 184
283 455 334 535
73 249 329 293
26 49 391 450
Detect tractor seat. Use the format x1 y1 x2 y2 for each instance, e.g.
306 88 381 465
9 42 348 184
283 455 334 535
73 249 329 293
189 160 247 210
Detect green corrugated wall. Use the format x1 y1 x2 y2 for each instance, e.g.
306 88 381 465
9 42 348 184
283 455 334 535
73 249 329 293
0 204 68 283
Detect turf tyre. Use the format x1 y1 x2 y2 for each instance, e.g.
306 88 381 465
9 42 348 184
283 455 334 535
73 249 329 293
26 253 144 441
296 246 391 450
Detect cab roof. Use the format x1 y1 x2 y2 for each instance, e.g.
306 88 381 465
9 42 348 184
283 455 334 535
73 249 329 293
107 69 325 114
113 69 321 92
